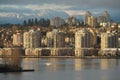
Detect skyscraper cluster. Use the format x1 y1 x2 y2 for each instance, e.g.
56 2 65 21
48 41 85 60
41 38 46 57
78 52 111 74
84 11 111 27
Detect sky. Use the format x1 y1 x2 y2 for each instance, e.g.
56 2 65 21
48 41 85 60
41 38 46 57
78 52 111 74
0 0 120 24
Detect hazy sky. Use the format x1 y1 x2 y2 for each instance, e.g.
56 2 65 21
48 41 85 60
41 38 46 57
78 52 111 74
0 0 120 23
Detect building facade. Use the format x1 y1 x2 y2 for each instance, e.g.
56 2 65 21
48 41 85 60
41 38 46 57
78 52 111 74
75 28 94 57
97 11 111 24
54 31 65 48
65 16 79 26
101 32 118 50
23 30 41 48
50 17 65 27
83 11 92 25
12 32 23 47
87 16 97 27
46 29 65 48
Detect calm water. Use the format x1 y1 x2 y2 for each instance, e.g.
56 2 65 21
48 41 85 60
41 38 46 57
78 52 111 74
0 58 120 80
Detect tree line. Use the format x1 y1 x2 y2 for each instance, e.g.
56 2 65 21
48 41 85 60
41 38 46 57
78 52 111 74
23 18 50 27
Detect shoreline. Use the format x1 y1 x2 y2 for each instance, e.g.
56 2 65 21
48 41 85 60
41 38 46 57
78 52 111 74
1 56 120 59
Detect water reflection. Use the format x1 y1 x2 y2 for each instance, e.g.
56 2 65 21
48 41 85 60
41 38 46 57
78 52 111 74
74 59 100 70
1 58 120 80
74 59 83 71
100 59 120 70
21 58 120 71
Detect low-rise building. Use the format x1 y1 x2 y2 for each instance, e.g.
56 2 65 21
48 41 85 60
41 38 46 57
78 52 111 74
51 48 74 56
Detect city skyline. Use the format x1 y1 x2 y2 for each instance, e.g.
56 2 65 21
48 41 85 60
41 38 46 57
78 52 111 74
0 0 120 24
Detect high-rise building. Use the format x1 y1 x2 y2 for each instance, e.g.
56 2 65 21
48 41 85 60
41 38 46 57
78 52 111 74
46 29 58 47
97 11 111 23
65 16 79 26
102 11 111 22
83 11 92 25
101 32 118 50
50 17 65 27
23 30 41 48
46 32 53 47
54 31 65 48
75 28 93 57
46 29 65 48
87 16 97 27
12 32 23 47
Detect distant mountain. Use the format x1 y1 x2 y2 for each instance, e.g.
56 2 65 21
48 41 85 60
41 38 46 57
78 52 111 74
0 10 120 24
0 10 69 24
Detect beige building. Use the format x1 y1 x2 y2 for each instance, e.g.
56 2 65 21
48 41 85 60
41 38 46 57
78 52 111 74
50 17 64 27
83 11 92 25
46 29 65 48
101 32 118 50
75 28 94 57
25 48 51 56
0 48 24 56
87 16 97 27
46 31 54 47
12 32 23 46
65 16 79 26
23 30 41 48
51 48 74 56
99 48 120 56
54 31 65 48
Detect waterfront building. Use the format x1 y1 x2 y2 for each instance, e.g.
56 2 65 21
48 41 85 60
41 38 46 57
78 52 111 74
46 32 54 47
0 48 24 56
88 28 97 46
101 32 118 50
12 32 23 47
50 17 65 27
46 29 58 47
83 11 92 25
75 28 94 57
23 30 41 48
54 31 65 48
99 48 119 56
46 29 65 48
25 48 51 56
65 32 75 47
51 48 74 56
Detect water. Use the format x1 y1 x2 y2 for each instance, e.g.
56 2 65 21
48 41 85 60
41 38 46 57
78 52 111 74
0 58 120 80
